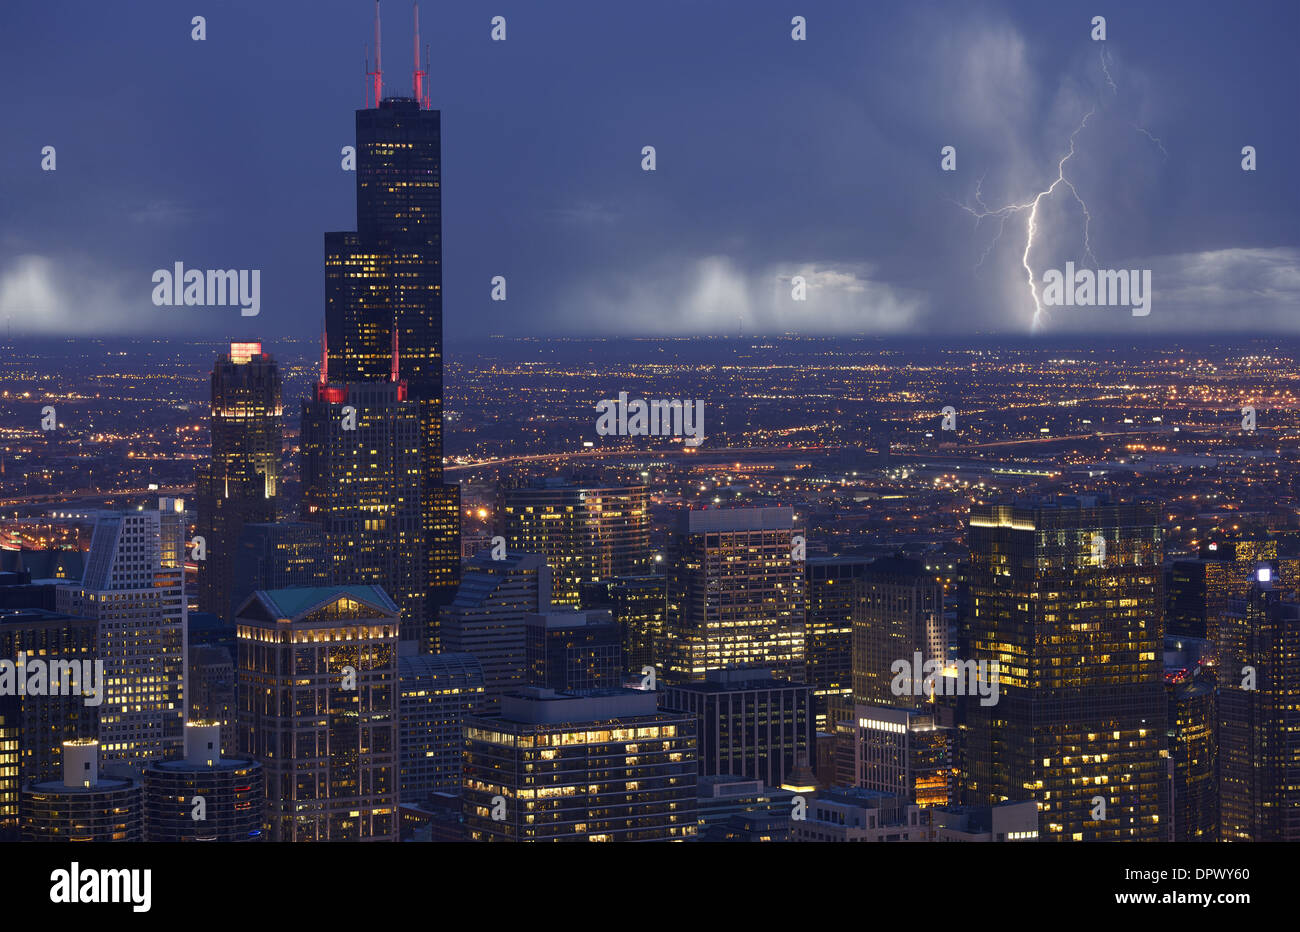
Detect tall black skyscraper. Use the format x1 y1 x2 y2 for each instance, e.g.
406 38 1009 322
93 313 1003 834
195 342 282 621
317 9 460 647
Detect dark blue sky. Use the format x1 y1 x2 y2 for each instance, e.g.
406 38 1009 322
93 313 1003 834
2 0 1297 348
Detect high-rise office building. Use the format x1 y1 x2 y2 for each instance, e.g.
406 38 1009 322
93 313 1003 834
237 586 399 842
525 608 621 692
301 380 426 641
230 521 330 616
835 705 954 808
663 507 806 683
1218 567 1300 841
1169 538 1281 643
661 669 813 788
581 574 666 675
325 69 459 631
143 721 264 842
962 498 1166 841
21 740 142 842
398 650 484 805
804 556 868 732
500 479 651 608
0 607 98 836
1164 641 1217 842
851 555 945 708
56 498 187 772
463 688 698 841
194 342 282 621
439 551 550 709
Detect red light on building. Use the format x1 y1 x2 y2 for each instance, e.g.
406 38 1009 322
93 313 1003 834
316 385 348 404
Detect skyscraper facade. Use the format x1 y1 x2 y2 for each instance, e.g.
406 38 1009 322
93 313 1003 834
301 380 426 640
398 650 485 805
500 479 651 608
143 721 265 842
194 342 282 621
439 551 551 709
661 669 813 788
962 498 1166 841
463 688 698 841
581 574 666 675
325 89 459 634
851 555 945 709
1218 567 1300 841
56 499 187 772
230 521 331 616
525 608 622 692
0 607 98 836
236 586 400 842
663 507 806 683
804 556 868 732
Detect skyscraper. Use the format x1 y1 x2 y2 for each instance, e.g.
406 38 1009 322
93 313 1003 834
1218 566 1300 841
398 650 484 805
500 478 651 607
301 380 426 640
194 342 282 621
56 499 187 773
661 669 813 788
804 556 868 732
439 551 551 709
229 521 330 616
663 507 806 683
962 498 1166 841
851 555 945 708
1164 642 1217 842
0 607 99 836
236 585 400 842
463 688 698 841
581 574 666 675
325 45 459 634
525 608 622 692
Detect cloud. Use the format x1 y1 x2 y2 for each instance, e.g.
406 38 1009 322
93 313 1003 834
128 200 200 227
557 256 923 335
1033 247 1300 332
0 253 198 336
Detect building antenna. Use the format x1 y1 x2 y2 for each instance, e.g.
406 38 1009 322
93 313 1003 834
366 0 383 107
413 3 428 109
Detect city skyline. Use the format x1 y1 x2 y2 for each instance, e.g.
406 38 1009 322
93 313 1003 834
0 5 1294 909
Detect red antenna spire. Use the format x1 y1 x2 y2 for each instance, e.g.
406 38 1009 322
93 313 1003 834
390 321 400 382
366 0 383 107
413 3 427 109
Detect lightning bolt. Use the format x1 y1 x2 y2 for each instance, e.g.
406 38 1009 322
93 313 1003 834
1132 123 1168 159
1102 48 1169 160
957 109 1095 330
955 48 1167 331
1100 48 1117 94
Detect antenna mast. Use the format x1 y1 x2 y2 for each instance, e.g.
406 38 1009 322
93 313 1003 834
413 3 428 109
366 1 383 107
